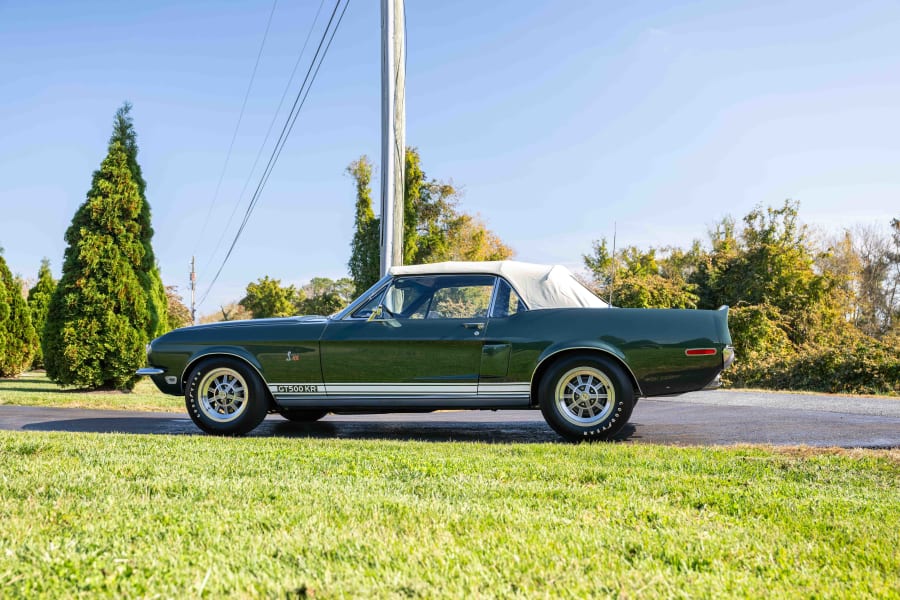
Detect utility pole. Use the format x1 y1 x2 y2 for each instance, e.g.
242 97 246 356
190 256 197 325
380 0 405 275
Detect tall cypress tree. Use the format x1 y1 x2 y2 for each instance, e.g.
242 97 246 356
110 103 168 338
0 251 37 377
43 141 150 389
27 258 56 369
403 148 424 264
347 156 381 295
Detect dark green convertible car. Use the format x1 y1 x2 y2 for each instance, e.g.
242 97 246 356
138 261 733 441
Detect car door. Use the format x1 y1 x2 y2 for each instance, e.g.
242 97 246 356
318 274 495 402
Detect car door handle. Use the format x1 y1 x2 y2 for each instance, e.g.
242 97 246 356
463 322 485 330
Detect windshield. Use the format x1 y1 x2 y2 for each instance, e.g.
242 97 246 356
332 274 392 320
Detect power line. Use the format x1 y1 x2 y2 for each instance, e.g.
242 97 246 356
200 0 328 277
198 0 351 307
192 0 279 257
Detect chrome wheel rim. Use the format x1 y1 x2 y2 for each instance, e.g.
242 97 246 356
198 368 249 423
555 367 615 426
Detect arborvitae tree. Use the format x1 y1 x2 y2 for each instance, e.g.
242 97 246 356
0 251 37 377
43 141 150 389
26 258 56 369
110 103 168 338
403 148 424 264
347 156 381 295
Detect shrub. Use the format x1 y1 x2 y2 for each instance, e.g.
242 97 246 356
0 254 37 377
26 258 56 369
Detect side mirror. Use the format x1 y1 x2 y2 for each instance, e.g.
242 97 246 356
366 304 401 327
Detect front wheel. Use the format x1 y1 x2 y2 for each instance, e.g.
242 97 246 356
538 354 635 442
185 358 269 435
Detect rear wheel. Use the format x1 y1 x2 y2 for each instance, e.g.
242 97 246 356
185 358 269 435
538 354 634 442
277 408 328 423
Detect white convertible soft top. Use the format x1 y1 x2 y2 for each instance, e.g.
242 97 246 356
389 260 608 310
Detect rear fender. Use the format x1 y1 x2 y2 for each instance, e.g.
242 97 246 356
532 341 643 398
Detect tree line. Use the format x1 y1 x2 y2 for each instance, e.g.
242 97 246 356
582 200 900 394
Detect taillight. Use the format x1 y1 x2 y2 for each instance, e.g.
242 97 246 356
685 348 717 356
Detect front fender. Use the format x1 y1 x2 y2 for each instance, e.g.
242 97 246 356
181 346 267 388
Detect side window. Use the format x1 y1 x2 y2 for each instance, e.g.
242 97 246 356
490 278 525 318
374 275 497 320
429 285 492 318
383 277 433 318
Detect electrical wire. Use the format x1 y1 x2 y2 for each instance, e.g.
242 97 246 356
200 0 329 277
193 0 279 257
198 0 351 306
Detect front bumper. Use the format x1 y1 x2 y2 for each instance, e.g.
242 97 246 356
136 366 181 394
136 367 165 376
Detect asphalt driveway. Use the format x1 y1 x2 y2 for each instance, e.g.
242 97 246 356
1 389 897 447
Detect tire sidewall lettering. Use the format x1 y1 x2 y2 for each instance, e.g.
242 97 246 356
184 359 268 435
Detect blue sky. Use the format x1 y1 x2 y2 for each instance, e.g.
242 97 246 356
1 0 898 313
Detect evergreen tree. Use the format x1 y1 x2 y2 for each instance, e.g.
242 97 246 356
0 250 38 377
347 156 381 295
26 258 56 369
110 102 168 338
43 141 150 389
403 148 424 264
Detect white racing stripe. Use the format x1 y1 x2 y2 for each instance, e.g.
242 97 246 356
327 383 477 396
268 382 530 398
478 382 531 396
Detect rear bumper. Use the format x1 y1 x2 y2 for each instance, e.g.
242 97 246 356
722 345 735 370
703 374 723 390
702 345 735 390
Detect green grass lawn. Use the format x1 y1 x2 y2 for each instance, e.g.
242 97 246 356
0 432 897 598
0 371 183 412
